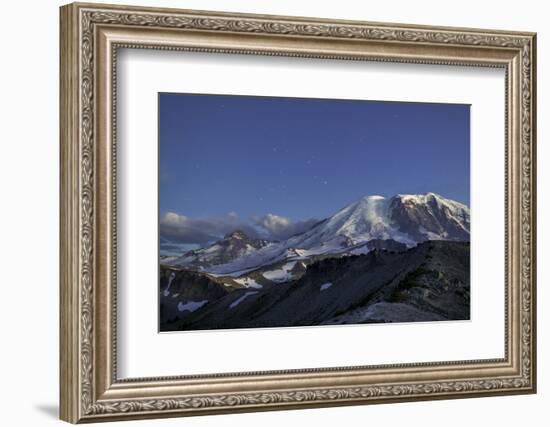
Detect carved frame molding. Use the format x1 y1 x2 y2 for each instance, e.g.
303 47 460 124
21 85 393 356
60 2 536 423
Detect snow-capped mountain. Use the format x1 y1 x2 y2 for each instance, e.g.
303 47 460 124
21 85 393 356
168 193 470 275
169 230 270 269
296 192 470 249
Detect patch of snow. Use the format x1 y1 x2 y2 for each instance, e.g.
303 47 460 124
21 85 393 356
263 261 297 283
163 272 176 297
229 291 259 309
233 277 263 289
262 269 289 282
177 300 208 313
203 244 221 254
320 282 333 291
346 245 373 255
208 265 264 278
418 226 445 241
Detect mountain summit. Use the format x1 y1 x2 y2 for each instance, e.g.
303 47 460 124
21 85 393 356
172 230 270 270
299 192 470 248
223 230 250 240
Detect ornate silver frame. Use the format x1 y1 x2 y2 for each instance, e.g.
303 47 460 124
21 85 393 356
60 2 536 423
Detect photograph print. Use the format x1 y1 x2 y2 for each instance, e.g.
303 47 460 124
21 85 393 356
159 93 470 332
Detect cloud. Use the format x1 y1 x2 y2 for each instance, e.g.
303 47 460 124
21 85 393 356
160 241 200 257
160 211 321 246
160 212 261 245
254 214 319 241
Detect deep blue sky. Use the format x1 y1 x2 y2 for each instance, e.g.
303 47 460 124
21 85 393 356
159 93 469 224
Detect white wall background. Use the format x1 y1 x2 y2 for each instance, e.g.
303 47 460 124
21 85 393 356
0 0 545 425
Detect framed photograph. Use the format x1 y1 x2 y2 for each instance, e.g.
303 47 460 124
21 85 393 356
60 2 537 423
158 93 472 332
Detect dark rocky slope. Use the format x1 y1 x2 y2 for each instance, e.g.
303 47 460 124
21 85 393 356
160 241 469 331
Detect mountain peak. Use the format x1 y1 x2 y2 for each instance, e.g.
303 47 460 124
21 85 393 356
393 192 468 210
305 192 470 249
170 229 270 269
362 194 385 201
396 192 440 201
224 230 249 240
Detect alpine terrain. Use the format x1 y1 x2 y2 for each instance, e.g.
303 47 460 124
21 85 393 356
160 192 470 331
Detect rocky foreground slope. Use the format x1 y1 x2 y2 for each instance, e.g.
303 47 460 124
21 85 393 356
160 240 470 331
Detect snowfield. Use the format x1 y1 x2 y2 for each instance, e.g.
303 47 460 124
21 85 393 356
233 277 263 289
262 261 297 283
163 272 176 297
177 300 208 313
319 282 333 291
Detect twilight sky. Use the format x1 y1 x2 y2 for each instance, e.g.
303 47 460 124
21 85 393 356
159 93 470 252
